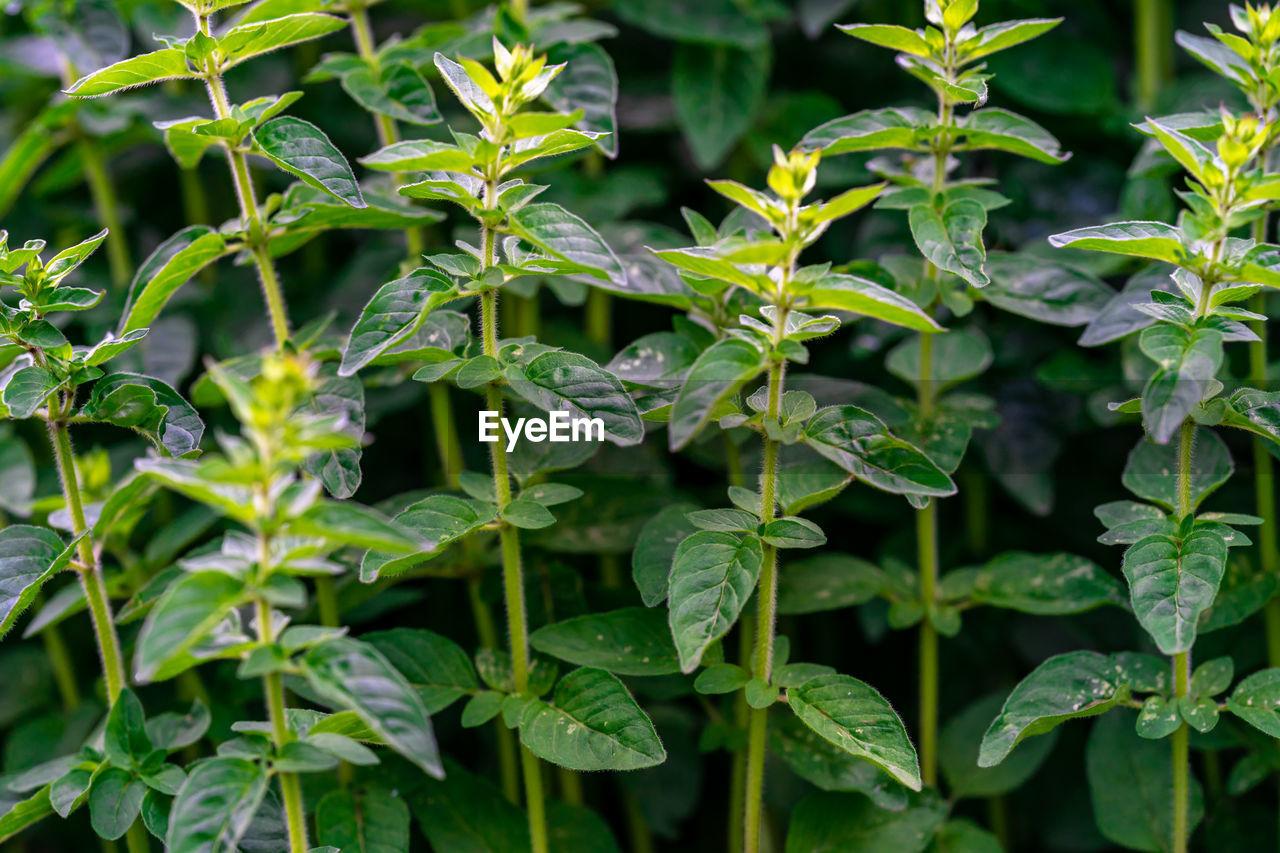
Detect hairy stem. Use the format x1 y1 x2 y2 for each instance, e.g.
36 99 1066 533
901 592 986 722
47 415 125 704
255 595 308 853
124 820 150 853
917 499 940 787
1170 421 1194 853
347 2 426 260
585 288 612 350
196 18 291 350
468 572 521 803
743 354 785 853
1171 650 1190 853
480 190 548 849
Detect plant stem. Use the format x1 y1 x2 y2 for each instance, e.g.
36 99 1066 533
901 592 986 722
509 0 529 24
76 137 132 289
315 576 340 628
915 325 942 786
255 595 308 853
624 785 656 853
917 499 940 788
1171 650 1190 853
480 182 548 850
743 353 785 853
124 820 150 853
47 415 125 704
468 572 521 803
347 2 426 261
585 288 612 350
195 16 291 350
1248 287 1280 665
36 595 80 709
1134 0 1173 112
428 384 464 487
1170 420 1194 853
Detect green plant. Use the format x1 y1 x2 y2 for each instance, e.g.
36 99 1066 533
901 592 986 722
340 38 663 853
0 227 204 850
649 142 957 848
797 0 1104 797
65 0 436 352
981 5 1280 852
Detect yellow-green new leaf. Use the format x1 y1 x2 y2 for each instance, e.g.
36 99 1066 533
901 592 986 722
837 24 933 58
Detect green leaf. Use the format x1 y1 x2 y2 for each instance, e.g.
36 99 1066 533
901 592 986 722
316 787 410 853
1139 325 1223 445
81 374 205 458
667 531 762 673
958 108 1068 164
929 820 1003 853
1225 669 1280 737
165 757 267 853
361 140 475 173
837 23 932 57
668 338 766 450
631 503 700 607
1048 221 1186 265
982 253 1111 326
302 637 443 778
502 498 556 529
1122 429 1231 511
88 767 145 841
341 59 441 126
788 673 922 791
761 517 826 549
338 268 457 375
966 552 1126 614
518 667 666 771
800 107 933 155
66 49 197 97
46 229 109 281
959 18 1063 61
672 44 769 169
105 689 153 768
612 0 768 48
505 351 644 446
785 791 947 853
406 758 528 853
543 43 619 158
134 571 247 683
0 785 53 843
2 366 61 419
1086 712 1203 853
49 766 96 818
531 607 681 676
360 495 495 582
978 651 1168 766
770 713 909 810
804 274 943 331
218 13 346 67
649 246 763 292
908 201 989 288
803 406 955 497
940 693 1056 799
0 525 68 639
293 500 425 553
253 116 365 208
778 553 885 614
120 226 229 334
1123 527 1227 655
364 628 480 715
0 427 34 515
506 203 625 284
